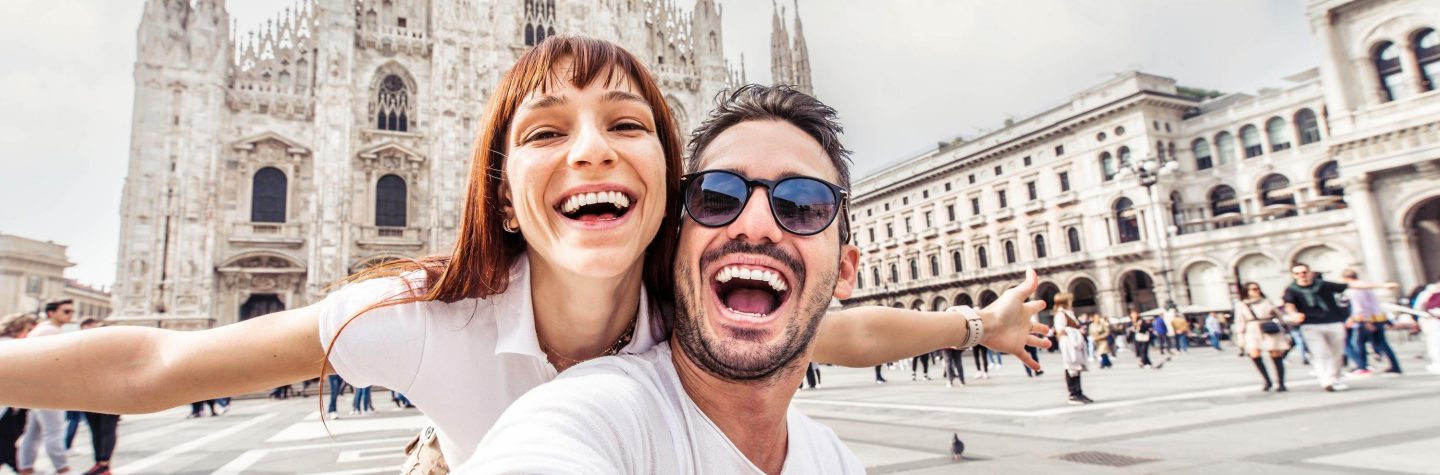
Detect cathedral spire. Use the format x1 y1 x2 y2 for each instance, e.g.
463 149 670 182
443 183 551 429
791 0 812 96
769 0 793 88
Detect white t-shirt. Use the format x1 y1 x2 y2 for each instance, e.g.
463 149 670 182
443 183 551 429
463 343 864 474
317 256 663 465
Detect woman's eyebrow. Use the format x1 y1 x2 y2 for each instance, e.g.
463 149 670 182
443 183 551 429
601 90 649 106
522 94 568 111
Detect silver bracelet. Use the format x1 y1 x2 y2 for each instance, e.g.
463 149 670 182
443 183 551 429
945 305 984 349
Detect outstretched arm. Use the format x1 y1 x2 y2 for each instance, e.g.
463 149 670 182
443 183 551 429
812 269 1052 370
1347 281 1400 291
0 305 324 414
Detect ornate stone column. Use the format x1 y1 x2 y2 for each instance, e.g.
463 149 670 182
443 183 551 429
1344 175 1395 282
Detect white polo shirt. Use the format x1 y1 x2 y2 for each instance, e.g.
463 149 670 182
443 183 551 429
463 343 865 474
317 255 662 465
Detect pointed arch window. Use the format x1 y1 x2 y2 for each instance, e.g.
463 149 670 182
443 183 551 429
1374 41 1408 102
1066 227 1081 253
1416 29 1440 92
376 74 410 132
251 167 287 223
1240 125 1262 158
1295 108 1321 145
1214 131 1237 165
1033 234 1047 259
1192 138 1213 170
1266 117 1291 151
376 174 408 227
1114 198 1140 243
525 23 535 46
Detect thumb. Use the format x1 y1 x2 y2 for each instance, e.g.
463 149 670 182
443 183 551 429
1012 268 1038 296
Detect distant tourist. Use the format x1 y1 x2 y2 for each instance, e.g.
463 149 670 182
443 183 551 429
1343 270 1401 375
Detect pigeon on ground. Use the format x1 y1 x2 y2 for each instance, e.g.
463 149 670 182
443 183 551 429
951 433 965 461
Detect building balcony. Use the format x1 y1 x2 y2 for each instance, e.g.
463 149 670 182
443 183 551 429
1023 200 1045 215
1053 191 1079 207
922 227 940 239
883 239 899 249
902 234 919 244
357 226 425 249
966 215 988 228
995 208 1015 222
943 221 963 234
357 25 431 56
228 222 305 248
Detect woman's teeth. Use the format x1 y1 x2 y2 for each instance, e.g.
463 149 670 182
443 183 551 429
714 265 787 293
560 191 631 214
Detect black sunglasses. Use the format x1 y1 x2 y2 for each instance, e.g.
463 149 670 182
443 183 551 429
680 170 850 240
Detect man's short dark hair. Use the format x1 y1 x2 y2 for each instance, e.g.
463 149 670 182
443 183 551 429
44 299 73 314
1291 263 1310 272
686 84 853 189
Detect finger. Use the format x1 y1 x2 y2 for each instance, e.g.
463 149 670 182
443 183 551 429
1007 268 1038 297
1024 300 1047 315
1029 322 1049 335
1028 335 1052 349
1016 350 1041 371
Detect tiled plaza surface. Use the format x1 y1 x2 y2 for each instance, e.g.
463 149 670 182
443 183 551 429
11 334 1438 474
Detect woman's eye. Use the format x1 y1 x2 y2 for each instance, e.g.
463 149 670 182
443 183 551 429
524 130 562 143
612 122 649 132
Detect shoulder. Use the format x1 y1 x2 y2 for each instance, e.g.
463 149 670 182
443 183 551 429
1325 280 1348 292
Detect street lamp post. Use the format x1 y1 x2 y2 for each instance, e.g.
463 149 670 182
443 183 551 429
1123 154 1180 310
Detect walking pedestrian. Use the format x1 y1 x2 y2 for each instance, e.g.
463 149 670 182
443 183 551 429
1089 313 1113 369
1153 311 1171 356
352 386 375 415
910 352 931 381
1344 270 1401 375
972 347 991 379
1283 263 1398 392
1054 294 1092 404
1235 282 1292 392
942 347 965 388
1413 275 1440 373
1205 312 1224 350
1131 310 1158 369
804 362 822 389
17 300 76 475
1 313 38 474
1024 313 1046 377
873 365 888 384
1171 312 1191 353
326 374 346 419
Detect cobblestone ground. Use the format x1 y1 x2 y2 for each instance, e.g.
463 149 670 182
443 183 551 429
9 333 1437 474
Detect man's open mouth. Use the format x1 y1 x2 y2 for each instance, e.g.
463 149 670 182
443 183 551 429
712 264 791 318
556 190 633 222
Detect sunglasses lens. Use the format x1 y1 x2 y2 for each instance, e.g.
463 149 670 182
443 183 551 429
772 178 838 235
686 172 748 226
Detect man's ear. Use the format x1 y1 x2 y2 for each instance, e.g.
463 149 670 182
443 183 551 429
832 244 861 300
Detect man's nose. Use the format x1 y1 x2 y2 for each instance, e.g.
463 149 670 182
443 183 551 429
725 188 783 244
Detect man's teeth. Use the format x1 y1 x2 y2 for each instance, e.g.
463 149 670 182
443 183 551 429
560 191 631 214
714 265 787 292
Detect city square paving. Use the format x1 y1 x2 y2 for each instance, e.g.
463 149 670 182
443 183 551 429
14 335 1438 474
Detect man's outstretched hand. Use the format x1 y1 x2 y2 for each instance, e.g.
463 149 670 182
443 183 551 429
975 269 1051 371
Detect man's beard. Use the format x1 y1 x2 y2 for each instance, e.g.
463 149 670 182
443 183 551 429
672 241 836 384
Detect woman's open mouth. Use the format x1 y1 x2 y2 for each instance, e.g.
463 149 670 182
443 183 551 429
710 264 791 324
555 190 634 223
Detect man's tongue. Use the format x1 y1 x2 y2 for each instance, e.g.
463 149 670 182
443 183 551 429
724 288 776 315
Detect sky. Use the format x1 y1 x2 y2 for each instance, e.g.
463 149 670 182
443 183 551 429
0 0 1317 288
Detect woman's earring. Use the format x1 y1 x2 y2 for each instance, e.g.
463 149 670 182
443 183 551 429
503 217 520 233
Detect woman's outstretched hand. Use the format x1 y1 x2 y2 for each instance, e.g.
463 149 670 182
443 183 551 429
975 268 1051 371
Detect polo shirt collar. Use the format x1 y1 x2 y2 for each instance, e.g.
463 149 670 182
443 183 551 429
492 253 660 359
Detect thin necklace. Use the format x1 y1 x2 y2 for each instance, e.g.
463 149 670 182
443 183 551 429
539 314 638 369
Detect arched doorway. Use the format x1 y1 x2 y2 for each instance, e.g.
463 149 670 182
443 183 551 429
1069 278 1099 316
1407 197 1440 287
240 293 285 321
1119 270 1157 313
1236 254 1287 302
978 290 999 307
1183 261 1230 309
954 293 974 308
931 296 950 312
